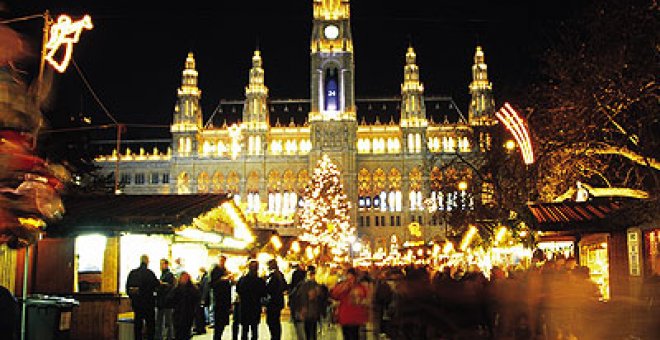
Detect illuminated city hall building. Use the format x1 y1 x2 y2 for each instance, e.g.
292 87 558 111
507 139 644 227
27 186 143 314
95 0 497 247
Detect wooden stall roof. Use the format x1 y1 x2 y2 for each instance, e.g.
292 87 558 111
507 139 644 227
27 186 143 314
526 199 623 231
46 194 231 235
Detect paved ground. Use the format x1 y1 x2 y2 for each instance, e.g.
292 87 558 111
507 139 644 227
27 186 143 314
192 320 345 340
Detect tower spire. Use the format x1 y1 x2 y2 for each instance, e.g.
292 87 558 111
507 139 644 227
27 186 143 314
172 52 203 157
179 52 201 97
313 0 350 20
243 49 269 131
400 45 426 127
468 45 495 125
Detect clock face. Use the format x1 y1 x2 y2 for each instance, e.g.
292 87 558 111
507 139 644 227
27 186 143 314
324 25 339 40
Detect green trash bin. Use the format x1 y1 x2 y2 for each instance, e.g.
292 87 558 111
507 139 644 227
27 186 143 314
25 295 79 340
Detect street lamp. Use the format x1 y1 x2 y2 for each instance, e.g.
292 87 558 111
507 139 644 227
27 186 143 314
458 180 468 191
504 139 516 151
270 234 282 252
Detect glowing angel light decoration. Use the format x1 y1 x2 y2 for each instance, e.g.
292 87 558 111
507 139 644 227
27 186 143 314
44 14 93 73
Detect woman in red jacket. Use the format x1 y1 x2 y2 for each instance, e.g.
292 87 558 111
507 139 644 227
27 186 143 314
330 268 370 340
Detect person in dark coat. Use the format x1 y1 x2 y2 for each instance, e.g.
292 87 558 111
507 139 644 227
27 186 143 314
296 266 325 340
265 259 286 340
193 267 210 335
236 260 267 340
0 284 18 340
126 254 160 340
289 263 306 292
210 264 232 340
167 272 201 340
156 259 176 340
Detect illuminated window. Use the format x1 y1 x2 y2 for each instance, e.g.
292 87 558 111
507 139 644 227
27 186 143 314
247 192 260 213
217 142 227 157
268 192 275 213
185 137 192 153
270 140 283 154
197 172 209 193
415 133 421 153
407 134 414 153
285 140 298 154
387 137 400 153
459 136 471 152
443 136 455 153
409 190 423 211
482 182 494 206
75 234 106 293
379 192 387 211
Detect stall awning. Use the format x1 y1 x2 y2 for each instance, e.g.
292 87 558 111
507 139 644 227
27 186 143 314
46 194 232 235
526 200 623 231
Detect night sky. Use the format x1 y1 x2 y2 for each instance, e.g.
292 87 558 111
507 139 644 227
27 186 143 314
4 0 584 137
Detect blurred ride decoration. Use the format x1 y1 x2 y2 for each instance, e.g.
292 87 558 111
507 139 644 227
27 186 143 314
0 23 68 249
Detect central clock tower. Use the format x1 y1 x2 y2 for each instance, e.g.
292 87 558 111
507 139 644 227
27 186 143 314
309 0 358 223
310 0 355 122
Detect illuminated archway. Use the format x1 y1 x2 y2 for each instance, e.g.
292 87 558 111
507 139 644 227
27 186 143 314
177 172 190 194
197 172 209 193
212 172 225 193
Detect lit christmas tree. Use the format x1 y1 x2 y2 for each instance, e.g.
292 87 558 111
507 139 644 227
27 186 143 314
298 155 355 257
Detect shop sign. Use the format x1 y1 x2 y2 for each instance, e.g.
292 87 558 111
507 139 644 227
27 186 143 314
627 228 641 276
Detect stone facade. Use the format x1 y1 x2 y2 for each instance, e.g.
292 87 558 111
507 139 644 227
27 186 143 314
94 0 497 249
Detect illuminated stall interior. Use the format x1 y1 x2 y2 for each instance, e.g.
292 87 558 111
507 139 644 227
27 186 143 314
48 194 253 294
528 198 631 301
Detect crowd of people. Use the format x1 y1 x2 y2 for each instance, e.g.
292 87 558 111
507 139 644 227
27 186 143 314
125 254 603 340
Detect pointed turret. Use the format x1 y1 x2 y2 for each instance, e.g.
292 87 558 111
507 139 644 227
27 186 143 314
243 49 269 130
243 49 269 155
468 46 495 125
400 45 426 127
172 52 203 157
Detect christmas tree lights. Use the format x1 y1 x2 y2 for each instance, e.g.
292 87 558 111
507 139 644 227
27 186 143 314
298 155 355 257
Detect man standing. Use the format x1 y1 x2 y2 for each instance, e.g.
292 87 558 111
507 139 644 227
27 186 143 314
236 260 266 340
156 259 175 340
294 265 325 340
210 256 232 340
126 254 159 340
265 259 286 340
194 267 210 335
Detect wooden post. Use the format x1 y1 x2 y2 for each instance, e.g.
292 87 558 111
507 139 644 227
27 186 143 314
101 236 119 293
0 244 17 293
